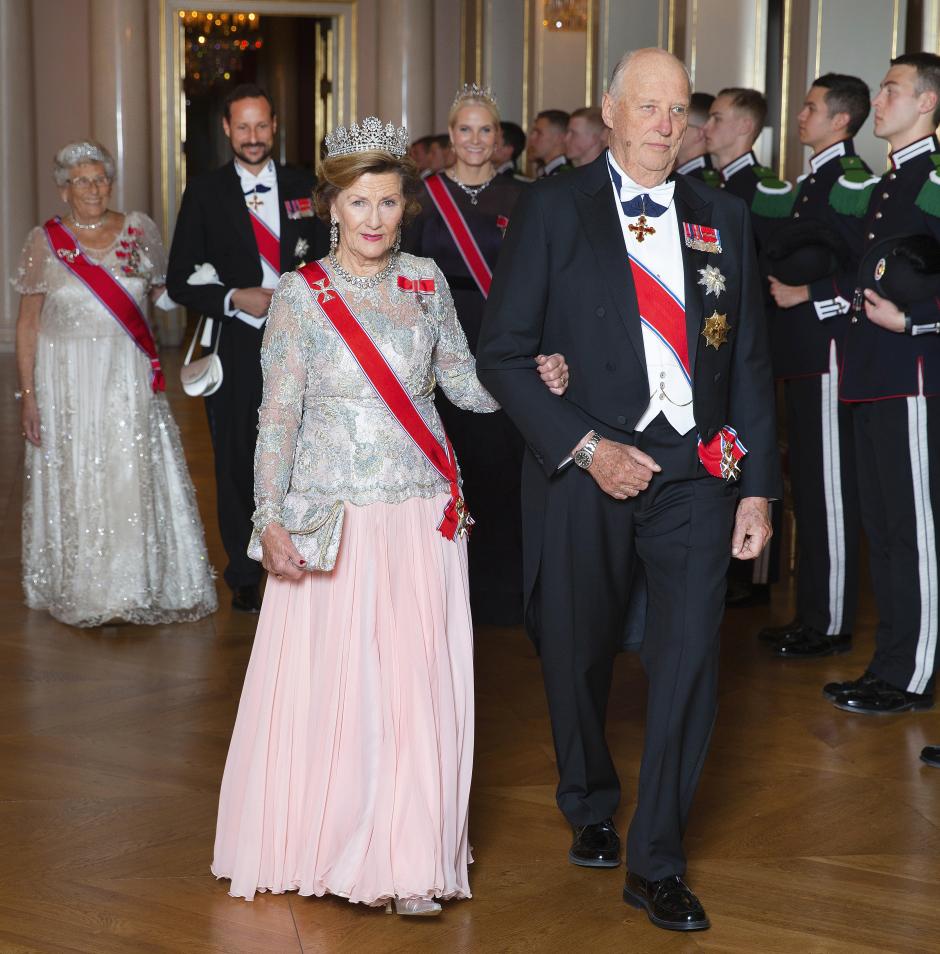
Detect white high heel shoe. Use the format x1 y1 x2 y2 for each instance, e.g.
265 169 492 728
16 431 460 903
384 896 443 916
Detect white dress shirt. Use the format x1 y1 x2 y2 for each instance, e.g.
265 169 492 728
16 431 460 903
224 159 280 328
608 153 695 435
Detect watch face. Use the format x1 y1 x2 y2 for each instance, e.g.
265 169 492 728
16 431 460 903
574 448 592 469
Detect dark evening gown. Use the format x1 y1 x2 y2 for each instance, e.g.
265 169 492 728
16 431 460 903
405 172 528 625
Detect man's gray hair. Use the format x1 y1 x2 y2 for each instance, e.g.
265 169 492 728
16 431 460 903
608 48 692 100
53 140 116 186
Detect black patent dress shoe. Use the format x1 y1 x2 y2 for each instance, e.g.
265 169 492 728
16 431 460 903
832 678 933 714
758 618 802 644
725 581 770 608
775 628 852 658
232 584 262 613
822 670 879 701
568 818 621 867
623 872 710 932
921 746 940 767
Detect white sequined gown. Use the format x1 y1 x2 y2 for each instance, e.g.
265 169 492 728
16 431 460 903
13 212 218 627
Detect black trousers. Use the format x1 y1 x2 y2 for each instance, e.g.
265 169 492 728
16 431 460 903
205 318 265 590
532 416 737 880
785 368 860 635
853 396 939 695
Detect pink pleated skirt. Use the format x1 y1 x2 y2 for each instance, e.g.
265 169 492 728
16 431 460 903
211 494 474 904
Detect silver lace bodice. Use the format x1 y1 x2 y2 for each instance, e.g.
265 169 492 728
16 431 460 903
251 252 499 538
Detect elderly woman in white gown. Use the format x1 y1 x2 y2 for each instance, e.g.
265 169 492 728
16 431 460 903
13 140 216 627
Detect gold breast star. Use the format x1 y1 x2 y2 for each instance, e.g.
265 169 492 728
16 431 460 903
702 311 730 349
697 265 727 297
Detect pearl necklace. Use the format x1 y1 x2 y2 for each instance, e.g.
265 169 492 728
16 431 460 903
328 251 399 290
68 213 108 231
446 171 495 205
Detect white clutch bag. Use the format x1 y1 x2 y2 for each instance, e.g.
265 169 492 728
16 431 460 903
247 496 345 572
180 314 223 397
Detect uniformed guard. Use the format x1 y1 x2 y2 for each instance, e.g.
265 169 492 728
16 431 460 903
704 87 793 605
826 52 940 715
675 91 720 186
757 73 873 658
704 87 795 250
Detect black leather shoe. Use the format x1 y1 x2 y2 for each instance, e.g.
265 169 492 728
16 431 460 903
832 678 933 714
568 818 621 868
232 584 262 613
921 746 940 767
775 628 852 658
725 581 770 608
822 670 879 701
623 872 710 932
758 618 802 644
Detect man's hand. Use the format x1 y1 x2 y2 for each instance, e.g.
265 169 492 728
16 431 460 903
581 436 661 500
863 288 905 332
536 353 569 394
731 496 772 560
260 523 307 582
232 287 274 318
768 276 809 309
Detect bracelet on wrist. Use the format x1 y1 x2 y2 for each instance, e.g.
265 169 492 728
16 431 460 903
14 387 33 401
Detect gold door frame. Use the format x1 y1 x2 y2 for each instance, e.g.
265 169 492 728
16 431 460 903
157 0 357 241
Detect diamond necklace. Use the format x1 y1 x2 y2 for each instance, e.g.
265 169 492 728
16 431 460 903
446 171 495 205
328 251 399 289
68 212 108 231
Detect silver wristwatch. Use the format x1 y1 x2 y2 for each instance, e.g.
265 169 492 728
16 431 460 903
574 431 602 470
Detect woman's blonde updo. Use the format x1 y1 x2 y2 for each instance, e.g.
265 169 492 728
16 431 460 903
314 151 421 225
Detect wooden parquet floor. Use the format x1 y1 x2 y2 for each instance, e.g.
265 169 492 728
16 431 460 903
1 349 938 954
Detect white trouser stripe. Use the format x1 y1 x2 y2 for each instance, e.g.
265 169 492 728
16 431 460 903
820 341 845 635
907 387 937 695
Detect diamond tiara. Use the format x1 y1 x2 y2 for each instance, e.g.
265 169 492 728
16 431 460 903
324 117 410 159
451 82 499 113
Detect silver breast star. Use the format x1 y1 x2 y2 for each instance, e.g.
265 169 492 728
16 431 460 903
697 265 727 297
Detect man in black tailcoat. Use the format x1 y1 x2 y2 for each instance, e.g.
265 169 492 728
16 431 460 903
167 84 328 613
476 48 779 932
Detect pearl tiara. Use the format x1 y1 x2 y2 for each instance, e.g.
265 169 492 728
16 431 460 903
324 117 410 159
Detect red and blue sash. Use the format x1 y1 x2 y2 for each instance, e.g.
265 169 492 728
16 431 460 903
247 210 281 276
627 252 747 480
423 173 493 297
43 217 164 392
628 255 691 385
298 260 472 540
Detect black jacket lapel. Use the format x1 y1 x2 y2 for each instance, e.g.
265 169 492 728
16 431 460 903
673 177 713 379
221 161 260 260
276 165 298 272
574 156 647 374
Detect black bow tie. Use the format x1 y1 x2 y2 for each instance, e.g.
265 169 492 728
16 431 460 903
244 183 272 195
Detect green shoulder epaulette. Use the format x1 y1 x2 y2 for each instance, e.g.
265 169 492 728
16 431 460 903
702 167 721 188
914 153 940 217
751 164 795 217
829 155 880 217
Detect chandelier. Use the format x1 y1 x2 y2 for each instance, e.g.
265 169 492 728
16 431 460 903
181 10 263 92
542 0 587 31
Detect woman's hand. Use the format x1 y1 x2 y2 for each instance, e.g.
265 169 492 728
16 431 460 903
260 523 307 582
536 353 570 395
21 394 40 447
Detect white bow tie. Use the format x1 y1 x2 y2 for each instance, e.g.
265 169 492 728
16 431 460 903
239 161 276 188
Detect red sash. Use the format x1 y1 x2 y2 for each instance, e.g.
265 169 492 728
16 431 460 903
298 261 472 540
628 255 691 384
248 210 281 275
43 217 164 392
424 173 493 297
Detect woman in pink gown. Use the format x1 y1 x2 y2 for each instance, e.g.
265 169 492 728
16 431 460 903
210 118 568 916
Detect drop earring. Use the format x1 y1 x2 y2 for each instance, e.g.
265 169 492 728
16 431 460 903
393 225 401 254
330 217 339 253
